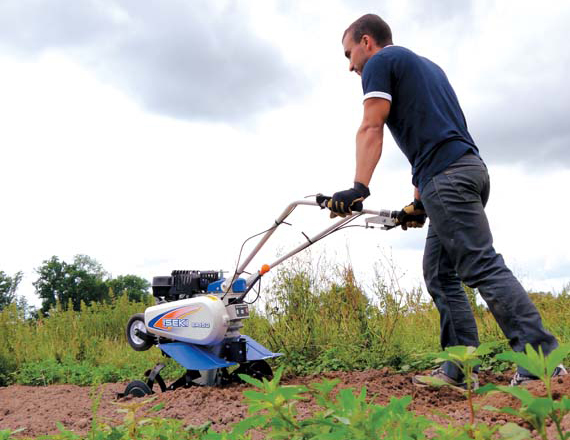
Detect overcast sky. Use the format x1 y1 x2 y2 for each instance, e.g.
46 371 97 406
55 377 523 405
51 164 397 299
1 0 569 308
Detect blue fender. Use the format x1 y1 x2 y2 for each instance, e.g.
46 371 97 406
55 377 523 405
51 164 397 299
159 336 282 371
242 335 282 361
159 342 236 370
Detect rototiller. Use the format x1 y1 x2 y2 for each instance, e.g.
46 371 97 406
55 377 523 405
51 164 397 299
121 195 417 397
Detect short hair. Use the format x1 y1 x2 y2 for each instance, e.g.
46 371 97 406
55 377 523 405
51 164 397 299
342 14 393 47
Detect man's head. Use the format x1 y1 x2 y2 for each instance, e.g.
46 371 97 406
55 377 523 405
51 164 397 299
342 14 392 76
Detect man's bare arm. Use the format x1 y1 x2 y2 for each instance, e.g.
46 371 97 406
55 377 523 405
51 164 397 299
355 98 391 186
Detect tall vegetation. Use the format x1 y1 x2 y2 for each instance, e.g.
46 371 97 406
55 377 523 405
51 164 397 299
0 256 568 387
250 258 440 374
247 257 493 374
0 294 162 386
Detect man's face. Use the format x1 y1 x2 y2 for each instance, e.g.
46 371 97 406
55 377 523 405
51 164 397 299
342 33 371 76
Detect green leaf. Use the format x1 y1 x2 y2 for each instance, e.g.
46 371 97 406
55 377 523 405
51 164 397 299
393 395 413 408
498 422 531 440
243 390 274 402
553 396 570 411
150 402 165 412
477 383 501 394
545 343 570 377
337 388 358 411
309 378 340 396
464 358 481 368
0 429 25 440
231 414 267 435
272 366 285 384
238 373 264 389
478 384 535 405
333 416 351 425
496 407 524 417
280 385 308 400
496 346 545 379
474 341 500 356
527 398 554 418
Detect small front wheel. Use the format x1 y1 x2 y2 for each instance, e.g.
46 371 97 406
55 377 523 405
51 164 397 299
123 380 153 397
126 313 153 351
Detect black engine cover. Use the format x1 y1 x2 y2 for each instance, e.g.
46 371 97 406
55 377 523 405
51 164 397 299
152 270 220 301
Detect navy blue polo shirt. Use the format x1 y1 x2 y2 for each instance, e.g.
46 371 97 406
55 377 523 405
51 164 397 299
361 45 478 190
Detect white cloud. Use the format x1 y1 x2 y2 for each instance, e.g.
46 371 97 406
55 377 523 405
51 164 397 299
0 0 308 122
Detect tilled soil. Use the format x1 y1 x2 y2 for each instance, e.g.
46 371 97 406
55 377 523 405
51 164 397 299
0 369 568 438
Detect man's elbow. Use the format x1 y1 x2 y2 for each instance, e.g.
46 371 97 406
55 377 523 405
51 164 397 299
358 122 383 138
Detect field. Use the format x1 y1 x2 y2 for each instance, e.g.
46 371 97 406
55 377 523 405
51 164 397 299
0 370 569 439
0 261 569 439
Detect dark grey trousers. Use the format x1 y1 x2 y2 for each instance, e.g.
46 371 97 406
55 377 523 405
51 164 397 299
420 153 558 380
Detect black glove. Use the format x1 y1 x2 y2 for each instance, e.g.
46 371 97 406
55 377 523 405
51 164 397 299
396 199 427 230
327 182 370 218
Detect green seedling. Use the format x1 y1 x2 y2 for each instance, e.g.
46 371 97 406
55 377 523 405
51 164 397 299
238 366 308 435
478 385 554 440
416 342 499 428
477 343 570 440
238 367 433 439
497 422 532 440
303 385 432 439
434 422 533 440
495 343 570 398
0 429 25 440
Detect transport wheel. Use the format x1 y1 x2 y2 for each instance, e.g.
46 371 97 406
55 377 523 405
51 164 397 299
126 313 153 351
123 380 153 397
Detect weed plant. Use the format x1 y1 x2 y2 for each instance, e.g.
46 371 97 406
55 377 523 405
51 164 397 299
478 343 570 440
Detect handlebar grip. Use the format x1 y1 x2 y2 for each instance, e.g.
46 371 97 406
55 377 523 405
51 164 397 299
352 201 363 212
315 194 363 212
403 214 426 223
316 193 330 209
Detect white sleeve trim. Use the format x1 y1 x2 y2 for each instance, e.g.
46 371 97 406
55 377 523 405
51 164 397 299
363 91 392 103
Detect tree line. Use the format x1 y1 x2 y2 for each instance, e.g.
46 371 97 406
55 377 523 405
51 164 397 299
0 254 150 316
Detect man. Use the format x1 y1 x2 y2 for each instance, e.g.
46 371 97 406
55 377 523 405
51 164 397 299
328 13 565 387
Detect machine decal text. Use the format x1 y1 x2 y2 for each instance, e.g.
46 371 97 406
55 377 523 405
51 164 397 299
163 319 189 328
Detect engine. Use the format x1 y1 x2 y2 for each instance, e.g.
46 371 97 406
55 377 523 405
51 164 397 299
146 269 250 345
152 270 221 302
